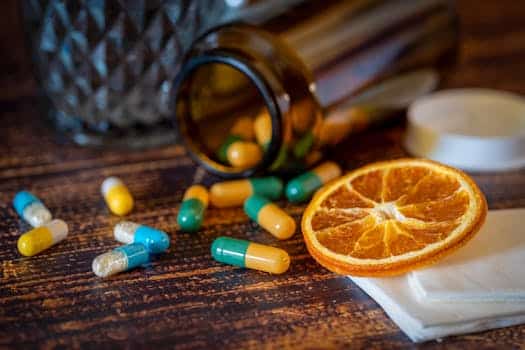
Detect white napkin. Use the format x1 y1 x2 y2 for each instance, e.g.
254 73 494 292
409 208 525 302
348 208 525 342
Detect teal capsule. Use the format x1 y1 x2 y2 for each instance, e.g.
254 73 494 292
285 161 342 203
114 221 170 254
211 237 290 274
178 185 209 232
92 243 150 277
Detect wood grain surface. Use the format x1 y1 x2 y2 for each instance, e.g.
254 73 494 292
1 0 525 349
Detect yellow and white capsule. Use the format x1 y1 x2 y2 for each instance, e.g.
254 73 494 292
244 195 296 240
226 141 263 168
101 177 134 216
17 219 68 257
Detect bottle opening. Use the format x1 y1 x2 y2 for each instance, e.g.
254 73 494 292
174 57 280 177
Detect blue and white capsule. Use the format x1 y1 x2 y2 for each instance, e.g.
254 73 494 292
13 191 52 227
114 221 170 254
92 243 150 277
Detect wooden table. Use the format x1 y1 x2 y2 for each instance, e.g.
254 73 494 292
1 1 525 348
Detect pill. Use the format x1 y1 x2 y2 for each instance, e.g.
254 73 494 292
244 195 296 240
17 219 68 257
285 161 342 203
101 177 134 216
226 141 262 168
92 243 150 277
114 221 170 254
254 111 272 150
211 237 290 274
210 177 283 208
293 131 315 159
217 116 254 163
177 185 209 232
13 190 52 227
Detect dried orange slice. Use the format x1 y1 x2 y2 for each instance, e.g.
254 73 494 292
302 158 487 276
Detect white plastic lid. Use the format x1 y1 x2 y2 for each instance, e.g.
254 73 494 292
405 88 525 172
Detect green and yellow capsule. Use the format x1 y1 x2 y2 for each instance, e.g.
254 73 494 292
177 185 209 232
211 237 290 274
285 161 342 203
217 116 254 164
244 195 296 240
210 177 283 208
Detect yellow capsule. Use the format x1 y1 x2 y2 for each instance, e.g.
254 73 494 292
18 219 68 257
254 111 272 150
226 141 262 168
101 177 134 216
244 195 296 240
230 116 255 141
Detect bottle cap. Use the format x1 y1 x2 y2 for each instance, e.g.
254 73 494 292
405 89 525 172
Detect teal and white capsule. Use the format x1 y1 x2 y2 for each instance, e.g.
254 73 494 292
114 221 170 254
211 237 290 274
177 185 209 232
13 191 52 227
244 195 296 240
285 161 342 203
92 243 150 277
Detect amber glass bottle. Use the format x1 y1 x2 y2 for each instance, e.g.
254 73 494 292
174 0 457 177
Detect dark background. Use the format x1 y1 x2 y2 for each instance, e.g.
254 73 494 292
1 0 525 349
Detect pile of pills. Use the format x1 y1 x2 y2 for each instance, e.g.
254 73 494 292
178 161 342 275
11 161 342 277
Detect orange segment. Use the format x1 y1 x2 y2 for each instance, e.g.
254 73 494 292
302 158 487 276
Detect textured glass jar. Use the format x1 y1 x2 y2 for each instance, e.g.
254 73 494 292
22 0 228 148
174 0 458 177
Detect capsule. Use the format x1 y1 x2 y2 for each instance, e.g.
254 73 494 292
177 185 209 232
244 195 296 240
226 141 262 168
210 177 283 208
254 111 272 150
92 243 150 277
211 237 290 274
13 191 52 227
17 219 68 257
101 177 134 216
114 221 170 254
285 161 342 203
217 116 254 163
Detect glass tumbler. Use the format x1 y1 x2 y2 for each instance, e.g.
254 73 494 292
22 0 227 148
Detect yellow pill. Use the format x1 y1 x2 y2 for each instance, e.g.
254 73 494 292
212 237 290 274
101 177 134 216
254 111 272 150
226 141 262 168
210 177 283 208
18 219 68 257
230 116 255 141
244 195 296 240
